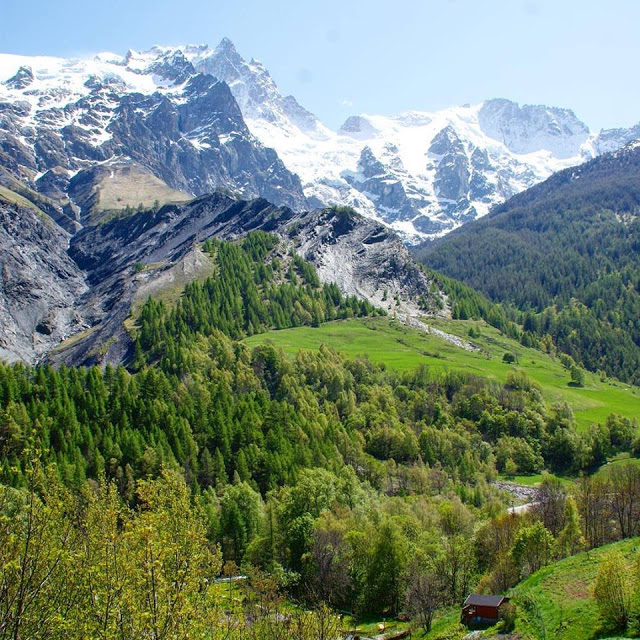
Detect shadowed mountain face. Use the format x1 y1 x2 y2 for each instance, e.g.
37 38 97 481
417 143 640 307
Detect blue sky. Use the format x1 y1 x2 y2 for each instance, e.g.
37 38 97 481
2 0 638 131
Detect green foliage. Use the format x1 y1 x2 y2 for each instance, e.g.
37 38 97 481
510 537 640 640
570 365 585 387
364 521 408 615
419 148 640 383
0 469 223 640
245 315 640 431
556 495 586 557
135 232 379 371
510 521 556 577
498 601 517 633
594 550 633 632
424 268 522 341
2 231 640 630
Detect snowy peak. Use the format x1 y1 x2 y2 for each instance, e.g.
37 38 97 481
4 65 34 89
146 50 196 85
478 98 590 158
188 38 327 139
339 115 379 139
0 43 308 220
428 125 465 157
194 39 280 121
1 40 639 243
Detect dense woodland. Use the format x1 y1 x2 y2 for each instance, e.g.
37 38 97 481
418 145 640 384
1 232 639 638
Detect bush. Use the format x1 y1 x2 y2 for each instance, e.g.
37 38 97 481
431 624 467 640
499 601 517 632
569 365 585 387
593 550 633 632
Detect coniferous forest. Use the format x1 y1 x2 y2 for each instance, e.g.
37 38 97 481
418 146 640 384
1 232 639 638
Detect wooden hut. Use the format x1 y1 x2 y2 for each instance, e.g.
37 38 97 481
461 594 509 627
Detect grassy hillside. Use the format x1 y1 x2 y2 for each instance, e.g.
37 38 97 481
511 538 640 640
0 184 50 220
243 316 640 431
94 164 192 215
417 144 640 384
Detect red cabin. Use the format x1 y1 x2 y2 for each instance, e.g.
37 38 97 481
461 594 509 627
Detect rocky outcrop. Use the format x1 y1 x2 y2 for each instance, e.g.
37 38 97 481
595 122 640 154
0 196 87 363
344 147 420 224
430 126 471 203
288 207 441 317
4 66 34 90
43 193 444 367
195 38 327 139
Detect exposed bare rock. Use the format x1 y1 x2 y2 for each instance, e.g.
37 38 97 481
0 197 87 363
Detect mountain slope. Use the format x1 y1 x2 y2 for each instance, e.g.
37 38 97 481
512 537 640 640
57 195 443 367
0 169 445 367
418 142 640 382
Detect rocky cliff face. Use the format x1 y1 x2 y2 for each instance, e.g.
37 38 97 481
0 177 445 367
595 123 640 154
0 48 307 223
0 195 87 363
477 99 591 158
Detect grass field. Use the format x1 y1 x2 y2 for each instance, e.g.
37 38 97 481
243 316 640 431
511 537 640 640
92 165 191 220
497 473 577 487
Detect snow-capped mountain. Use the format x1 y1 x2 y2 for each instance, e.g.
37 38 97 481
0 46 307 227
179 40 640 241
0 39 639 240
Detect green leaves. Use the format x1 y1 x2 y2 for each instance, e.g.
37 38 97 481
0 471 223 640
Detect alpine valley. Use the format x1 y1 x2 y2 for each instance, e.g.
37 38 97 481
1 36 640 640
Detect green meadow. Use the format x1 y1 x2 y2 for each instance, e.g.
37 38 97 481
511 537 640 640
243 316 640 431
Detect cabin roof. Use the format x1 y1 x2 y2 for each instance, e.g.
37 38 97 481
463 594 508 608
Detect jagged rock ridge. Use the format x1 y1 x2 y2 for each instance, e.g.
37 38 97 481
0 181 445 366
0 47 307 225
